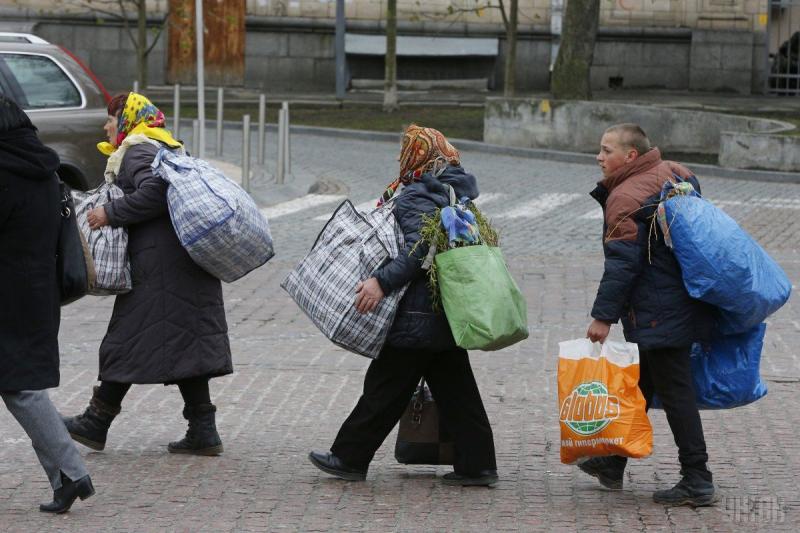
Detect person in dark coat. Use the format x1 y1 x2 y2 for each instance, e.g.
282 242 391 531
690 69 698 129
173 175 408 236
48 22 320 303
0 95 95 513
62 92 232 455
309 125 497 486
581 123 717 507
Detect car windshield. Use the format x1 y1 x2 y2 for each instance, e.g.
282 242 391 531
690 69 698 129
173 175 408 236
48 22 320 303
1 53 81 109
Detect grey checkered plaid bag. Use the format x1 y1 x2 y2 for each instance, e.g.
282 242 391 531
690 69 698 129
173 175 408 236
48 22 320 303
281 200 409 359
152 148 274 282
72 183 132 295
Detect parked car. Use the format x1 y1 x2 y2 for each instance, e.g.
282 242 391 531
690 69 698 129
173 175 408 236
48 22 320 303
0 33 109 190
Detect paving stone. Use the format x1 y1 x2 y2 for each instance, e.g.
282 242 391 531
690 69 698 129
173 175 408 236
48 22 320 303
1 133 798 531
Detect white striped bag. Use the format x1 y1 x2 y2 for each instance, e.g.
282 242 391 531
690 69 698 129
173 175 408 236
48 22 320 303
281 200 408 359
72 183 132 295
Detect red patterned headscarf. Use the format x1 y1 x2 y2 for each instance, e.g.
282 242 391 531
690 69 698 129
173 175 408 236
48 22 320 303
378 124 461 206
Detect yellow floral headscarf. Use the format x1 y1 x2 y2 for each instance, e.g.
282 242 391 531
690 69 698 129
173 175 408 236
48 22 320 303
97 92 182 156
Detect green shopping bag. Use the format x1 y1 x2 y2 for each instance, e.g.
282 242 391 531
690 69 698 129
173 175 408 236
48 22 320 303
435 244 529 351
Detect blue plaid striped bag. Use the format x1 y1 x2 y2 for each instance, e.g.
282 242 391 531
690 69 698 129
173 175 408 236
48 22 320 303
152 148 274 282
281 200 408 359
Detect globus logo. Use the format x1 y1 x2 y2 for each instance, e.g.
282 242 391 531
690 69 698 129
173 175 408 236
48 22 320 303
560 381 620 436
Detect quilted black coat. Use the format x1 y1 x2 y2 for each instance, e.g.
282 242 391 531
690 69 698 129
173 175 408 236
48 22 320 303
99 142 232 383
0 124 62 392
374 165 479 351
590 149 713 349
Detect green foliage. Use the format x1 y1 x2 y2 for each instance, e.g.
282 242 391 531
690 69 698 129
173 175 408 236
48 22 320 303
413 200 500 311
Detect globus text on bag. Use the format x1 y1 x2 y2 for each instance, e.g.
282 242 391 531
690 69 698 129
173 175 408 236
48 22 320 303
559 381 620 436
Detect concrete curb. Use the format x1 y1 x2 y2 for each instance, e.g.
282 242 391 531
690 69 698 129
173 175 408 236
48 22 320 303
286 124 800 184
191 120 800 185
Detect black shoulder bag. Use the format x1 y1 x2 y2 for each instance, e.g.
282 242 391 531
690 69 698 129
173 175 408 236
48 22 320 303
56 180 94 305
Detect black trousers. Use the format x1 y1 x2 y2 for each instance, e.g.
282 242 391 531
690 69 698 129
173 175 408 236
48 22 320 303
96 376 211 408
331 345 497 475
612 345 711 480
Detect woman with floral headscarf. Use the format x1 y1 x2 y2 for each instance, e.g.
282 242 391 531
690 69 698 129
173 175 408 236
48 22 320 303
62 93 232 456
309 125 498 486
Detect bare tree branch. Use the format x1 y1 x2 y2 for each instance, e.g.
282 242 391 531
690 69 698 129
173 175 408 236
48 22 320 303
75 0 125 20
116 0 138 50
497 0 509 30
145 9 170 56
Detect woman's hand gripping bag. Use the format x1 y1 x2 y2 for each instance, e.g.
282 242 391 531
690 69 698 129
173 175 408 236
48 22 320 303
558 339 652 464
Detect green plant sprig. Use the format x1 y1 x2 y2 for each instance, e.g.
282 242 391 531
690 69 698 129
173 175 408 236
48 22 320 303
410 201 500 311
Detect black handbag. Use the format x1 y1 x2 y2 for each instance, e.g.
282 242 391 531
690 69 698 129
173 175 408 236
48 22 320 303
56 180 93 305
394 378 455 465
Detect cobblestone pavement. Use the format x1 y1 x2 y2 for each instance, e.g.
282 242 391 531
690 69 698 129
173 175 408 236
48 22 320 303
1 133 798 532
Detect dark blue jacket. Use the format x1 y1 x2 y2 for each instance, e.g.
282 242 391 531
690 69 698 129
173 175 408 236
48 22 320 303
374 165 479 351
590 149 713 349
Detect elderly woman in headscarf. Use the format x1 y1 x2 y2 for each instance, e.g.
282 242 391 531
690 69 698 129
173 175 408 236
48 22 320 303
309 125 498 486
61 93 232 455
0 95 94 513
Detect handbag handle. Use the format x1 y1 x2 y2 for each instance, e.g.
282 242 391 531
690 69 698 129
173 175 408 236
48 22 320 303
411 377 426 426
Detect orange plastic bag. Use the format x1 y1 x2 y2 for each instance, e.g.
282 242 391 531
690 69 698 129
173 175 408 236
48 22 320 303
558 339 652 464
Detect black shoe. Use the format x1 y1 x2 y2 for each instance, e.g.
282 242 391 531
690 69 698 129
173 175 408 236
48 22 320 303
442 470 498 487
39 473 95 514
168 403 224 456
308 451 367 481
653 474 718 507
63 386 121 451
577 457 625 490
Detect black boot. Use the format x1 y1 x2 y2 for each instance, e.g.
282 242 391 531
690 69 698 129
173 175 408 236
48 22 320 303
168 403 223 456
62 386 121 451
577 456 626 490
653 469 717 507
39 472 95 514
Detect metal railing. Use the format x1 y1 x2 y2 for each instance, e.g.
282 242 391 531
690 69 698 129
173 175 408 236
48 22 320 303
767 0 800 95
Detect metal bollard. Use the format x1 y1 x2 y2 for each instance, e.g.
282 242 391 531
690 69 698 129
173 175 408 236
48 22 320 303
282 101 291 176
276 107 285 185
257 94 266 165
133 80 139 93
191 119 199 156
215 87 224 156
173 83 181 139
242 114 251 193
172 83 181 139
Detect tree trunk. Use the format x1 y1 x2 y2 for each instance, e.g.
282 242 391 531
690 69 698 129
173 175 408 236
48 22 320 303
503 0 518 97
550 0 600 100
383 0 398 113
167 0 195 84
205 0 246 86
136 0 148 89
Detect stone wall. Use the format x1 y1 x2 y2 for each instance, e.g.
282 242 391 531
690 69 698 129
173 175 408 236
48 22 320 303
719 132 800 172
3 0 768 30
0 2 771 93
483 97 794 155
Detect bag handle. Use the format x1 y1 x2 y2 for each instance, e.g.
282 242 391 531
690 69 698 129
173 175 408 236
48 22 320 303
359 198 397 245
421 184 456 270
411 377 426 426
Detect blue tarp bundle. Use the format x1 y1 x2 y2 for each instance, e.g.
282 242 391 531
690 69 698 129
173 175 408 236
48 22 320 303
660 182 792 335
652 324 768 410
650 179 789 409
